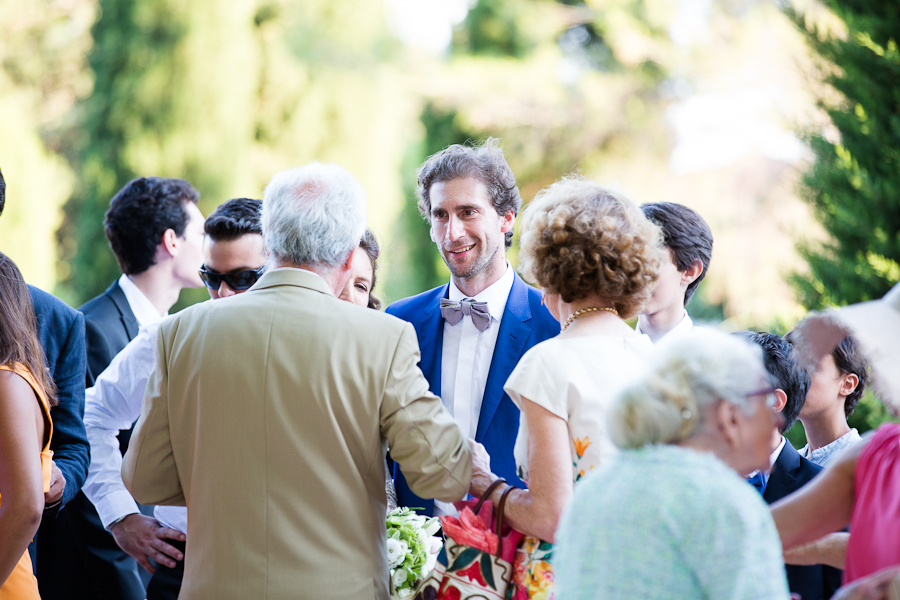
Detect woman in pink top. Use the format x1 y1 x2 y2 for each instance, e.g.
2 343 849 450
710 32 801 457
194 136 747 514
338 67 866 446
772 424 900 586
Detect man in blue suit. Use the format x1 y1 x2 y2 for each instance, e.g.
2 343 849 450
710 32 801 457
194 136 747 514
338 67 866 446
0 167 90 585
738 331 842 600
387 139 558 516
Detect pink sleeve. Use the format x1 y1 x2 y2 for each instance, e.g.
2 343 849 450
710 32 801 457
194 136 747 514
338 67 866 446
845 423 900 584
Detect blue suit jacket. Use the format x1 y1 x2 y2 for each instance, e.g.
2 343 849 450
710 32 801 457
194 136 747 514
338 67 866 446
762 439 842 600
27 285 89 511
386 272 558 515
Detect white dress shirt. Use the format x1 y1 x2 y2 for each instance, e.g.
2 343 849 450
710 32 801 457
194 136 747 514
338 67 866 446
746 435 787 489
435 263 514 516
635 310 693 341
118 273 165 326
83 318 187 533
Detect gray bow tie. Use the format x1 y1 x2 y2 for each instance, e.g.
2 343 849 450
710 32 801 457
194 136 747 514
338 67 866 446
440 298 492 333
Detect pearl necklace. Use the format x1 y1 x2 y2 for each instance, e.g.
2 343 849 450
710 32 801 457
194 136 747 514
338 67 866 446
561 306 619 331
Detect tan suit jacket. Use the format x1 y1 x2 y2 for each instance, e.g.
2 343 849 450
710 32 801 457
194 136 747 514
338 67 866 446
122 269 471 600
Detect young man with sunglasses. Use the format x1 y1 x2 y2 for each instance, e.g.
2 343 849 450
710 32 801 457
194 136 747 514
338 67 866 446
82 198 265 600
736 331 842 600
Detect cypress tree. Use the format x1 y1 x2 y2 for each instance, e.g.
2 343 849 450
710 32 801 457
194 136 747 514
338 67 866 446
789 0 900 309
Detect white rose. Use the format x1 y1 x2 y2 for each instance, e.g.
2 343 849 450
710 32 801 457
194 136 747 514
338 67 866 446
392 567 409 590
386 538 409 569
397 587 415 600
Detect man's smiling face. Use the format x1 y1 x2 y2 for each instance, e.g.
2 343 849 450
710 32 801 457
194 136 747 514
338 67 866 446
428 177 513 283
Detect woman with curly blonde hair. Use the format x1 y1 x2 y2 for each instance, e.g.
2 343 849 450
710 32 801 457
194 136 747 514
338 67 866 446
468 176 664 599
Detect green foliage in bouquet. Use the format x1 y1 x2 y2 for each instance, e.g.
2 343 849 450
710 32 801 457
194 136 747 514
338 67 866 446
787 0 900 309
386 507 441 598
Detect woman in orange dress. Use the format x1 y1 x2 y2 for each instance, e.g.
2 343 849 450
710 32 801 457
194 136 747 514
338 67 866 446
0 252 57 599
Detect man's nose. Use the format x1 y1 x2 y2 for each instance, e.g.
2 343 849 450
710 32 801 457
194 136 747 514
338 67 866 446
445 215 465 242
219 281 236 297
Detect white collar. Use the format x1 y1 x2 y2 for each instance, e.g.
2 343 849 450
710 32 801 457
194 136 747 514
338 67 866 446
767 435 787 473
635 310 693 339
448 262 514 322
118 274 164 327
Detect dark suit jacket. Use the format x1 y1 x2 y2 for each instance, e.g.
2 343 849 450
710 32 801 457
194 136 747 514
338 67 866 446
386 272 559 515
763 439 842 600
39 279 147 600
79 279 139 387
27 285 89 510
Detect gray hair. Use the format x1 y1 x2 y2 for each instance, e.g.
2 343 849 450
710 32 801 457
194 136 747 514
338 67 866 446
262 163 367 271
609 328 771 449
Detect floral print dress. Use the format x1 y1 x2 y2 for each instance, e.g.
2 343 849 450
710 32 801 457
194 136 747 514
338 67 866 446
503 335 653 600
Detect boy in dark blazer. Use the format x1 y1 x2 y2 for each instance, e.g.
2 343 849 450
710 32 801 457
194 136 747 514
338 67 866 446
738 331 842 600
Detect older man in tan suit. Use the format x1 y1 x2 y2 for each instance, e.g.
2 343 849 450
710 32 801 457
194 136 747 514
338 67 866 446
122 163 472 600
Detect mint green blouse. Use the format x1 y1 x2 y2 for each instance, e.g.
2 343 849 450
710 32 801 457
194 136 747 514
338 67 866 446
554 444 790 600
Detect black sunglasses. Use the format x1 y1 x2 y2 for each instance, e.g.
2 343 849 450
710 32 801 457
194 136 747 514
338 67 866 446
198 265 265 291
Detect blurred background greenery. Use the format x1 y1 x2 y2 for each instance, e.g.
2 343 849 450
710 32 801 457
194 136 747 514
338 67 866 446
0 0 896 430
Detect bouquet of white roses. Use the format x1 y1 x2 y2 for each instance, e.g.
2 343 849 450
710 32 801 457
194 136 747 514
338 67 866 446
386 507 442 600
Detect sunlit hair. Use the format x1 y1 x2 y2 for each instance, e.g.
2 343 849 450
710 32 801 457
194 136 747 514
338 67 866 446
416 137 521 248
0 253 57 406
262 163 367 271
205 198 262 241
641 202 713 306
609 328 769 449
518 176 664 318
360 228 382 310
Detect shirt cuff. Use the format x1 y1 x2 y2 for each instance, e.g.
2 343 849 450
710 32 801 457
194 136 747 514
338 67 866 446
93 489 141 530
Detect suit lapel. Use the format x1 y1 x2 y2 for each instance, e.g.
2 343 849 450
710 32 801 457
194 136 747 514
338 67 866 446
414 284 449 398
763 438 801 503
108 280 140 341
475 273 532 443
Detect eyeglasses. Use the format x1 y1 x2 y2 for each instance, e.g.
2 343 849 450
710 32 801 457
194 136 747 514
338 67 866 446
743 387 778 408
198 265 265 291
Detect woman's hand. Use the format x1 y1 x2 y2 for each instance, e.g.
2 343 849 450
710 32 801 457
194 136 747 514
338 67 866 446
831 566 900 600
468 440 498 499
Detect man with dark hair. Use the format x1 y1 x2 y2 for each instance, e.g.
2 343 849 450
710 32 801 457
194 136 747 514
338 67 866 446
737 330 841 600
81 176 205 384
789 332 869 467
637 202 713 342
52 176 206 600
1 166 91 591
84 199 265 600
387 139 558 517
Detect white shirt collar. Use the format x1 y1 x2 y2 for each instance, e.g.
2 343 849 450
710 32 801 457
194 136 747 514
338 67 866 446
635 310 693 339
118 274 164 327
448 262 514 322
768 435 787 473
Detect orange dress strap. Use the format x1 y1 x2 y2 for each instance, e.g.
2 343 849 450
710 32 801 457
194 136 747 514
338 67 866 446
0 362 52 600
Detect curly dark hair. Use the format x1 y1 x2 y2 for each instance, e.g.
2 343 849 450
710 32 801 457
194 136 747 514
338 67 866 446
518 177 664 318
205 198 262 242
641 202 713 306
104 177 200 275
0 253 57 405
735 331 810 434
0 167 5 216
359 228 382 310
416 138 521 248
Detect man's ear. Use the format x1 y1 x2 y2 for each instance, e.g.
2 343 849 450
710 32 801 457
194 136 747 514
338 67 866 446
161 228 179 258
499 210 515 234
840 373 860 398
681 258 703 286
772 389 788 414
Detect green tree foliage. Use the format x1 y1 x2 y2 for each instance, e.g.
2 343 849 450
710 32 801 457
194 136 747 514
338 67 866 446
788 0 900 309
57 0 410 308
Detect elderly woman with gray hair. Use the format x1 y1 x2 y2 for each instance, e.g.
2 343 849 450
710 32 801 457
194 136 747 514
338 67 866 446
554 327 791 600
